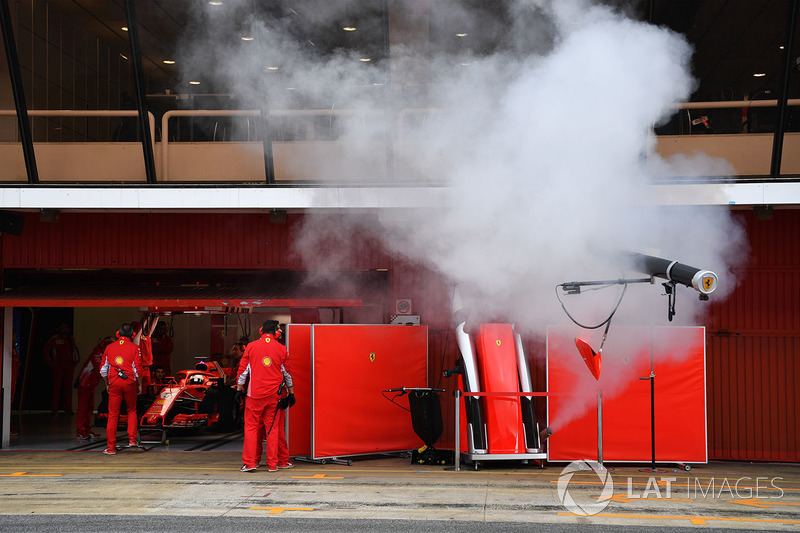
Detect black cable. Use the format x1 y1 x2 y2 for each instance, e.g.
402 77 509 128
381 390 410 412
238 313 251 340
555 281 628 330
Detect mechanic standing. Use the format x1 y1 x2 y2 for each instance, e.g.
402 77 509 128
150 321 174 377
100 324 143 455
43 323 80 415
236 320 294 472
75 336 113 440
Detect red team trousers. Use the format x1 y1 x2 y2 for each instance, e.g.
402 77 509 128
256 406 289 466
242 394 281 469
76 386 96 435
106 379 138 448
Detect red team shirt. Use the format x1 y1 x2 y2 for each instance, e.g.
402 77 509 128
100 337 143 384
237 333 292 398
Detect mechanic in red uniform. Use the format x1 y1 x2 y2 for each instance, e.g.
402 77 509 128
150 321 174 377
75 336 113 439
136 317 158 391
99 324 143 455
43 323 80 415
236 320 294 472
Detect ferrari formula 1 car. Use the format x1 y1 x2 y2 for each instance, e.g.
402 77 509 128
96 360 241 435
139 360 241 432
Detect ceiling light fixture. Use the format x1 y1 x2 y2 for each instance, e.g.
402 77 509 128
241 37 254 41
286 87 296 91
779 45 785 50
163 60 175 64
753 73 766 77
121 26 128 31
343 26 356 31
359 58 372 62
267 66 279 70
120 54 128 60
189 81 201 85
209 1 223 5
456 33 468 37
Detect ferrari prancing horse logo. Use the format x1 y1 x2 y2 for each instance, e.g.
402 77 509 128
369 352 376 363
262 356 272 367
496 340 502 346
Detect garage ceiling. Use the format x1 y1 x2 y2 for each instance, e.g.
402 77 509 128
51 0 799 101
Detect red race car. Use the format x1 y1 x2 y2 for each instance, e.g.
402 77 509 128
139 360 241 432
96 360 241 438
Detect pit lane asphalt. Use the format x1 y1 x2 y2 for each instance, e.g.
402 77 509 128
0 450 798 531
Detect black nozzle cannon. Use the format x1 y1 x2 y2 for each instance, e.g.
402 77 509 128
629 253 718 295
539 426 554 442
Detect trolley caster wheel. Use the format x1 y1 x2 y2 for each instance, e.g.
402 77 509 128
320 459 327 465
684 464 692 471
347 459 353 466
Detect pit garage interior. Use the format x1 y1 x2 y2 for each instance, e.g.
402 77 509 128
0 266 388 453
0 210 460 456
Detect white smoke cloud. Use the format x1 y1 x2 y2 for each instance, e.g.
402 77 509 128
178 0 747 332
179 0 747 427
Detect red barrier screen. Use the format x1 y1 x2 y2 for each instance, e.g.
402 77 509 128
312 325 428 459
286 324 313 456
547 326 707 463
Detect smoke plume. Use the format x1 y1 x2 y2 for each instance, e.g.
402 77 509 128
179 0 747 424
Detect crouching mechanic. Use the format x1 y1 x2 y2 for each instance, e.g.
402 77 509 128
100 323 143 455
236 320 294 472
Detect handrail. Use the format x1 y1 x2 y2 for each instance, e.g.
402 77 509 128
160 110 261 180
159 108 384 179
0 110 156 149
2 101 800 182
674 99 800 110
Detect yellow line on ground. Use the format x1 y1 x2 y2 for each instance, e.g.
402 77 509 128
248 506 314 514
291 474 344 479
0 466 480 475
558 512 800 526
0 472 62 477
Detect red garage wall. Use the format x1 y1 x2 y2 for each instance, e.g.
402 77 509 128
705 209 800 462
1 209 798 460
0 212 390 270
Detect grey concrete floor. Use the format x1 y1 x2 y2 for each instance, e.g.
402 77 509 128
0 447 799 530
2 412 799 530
